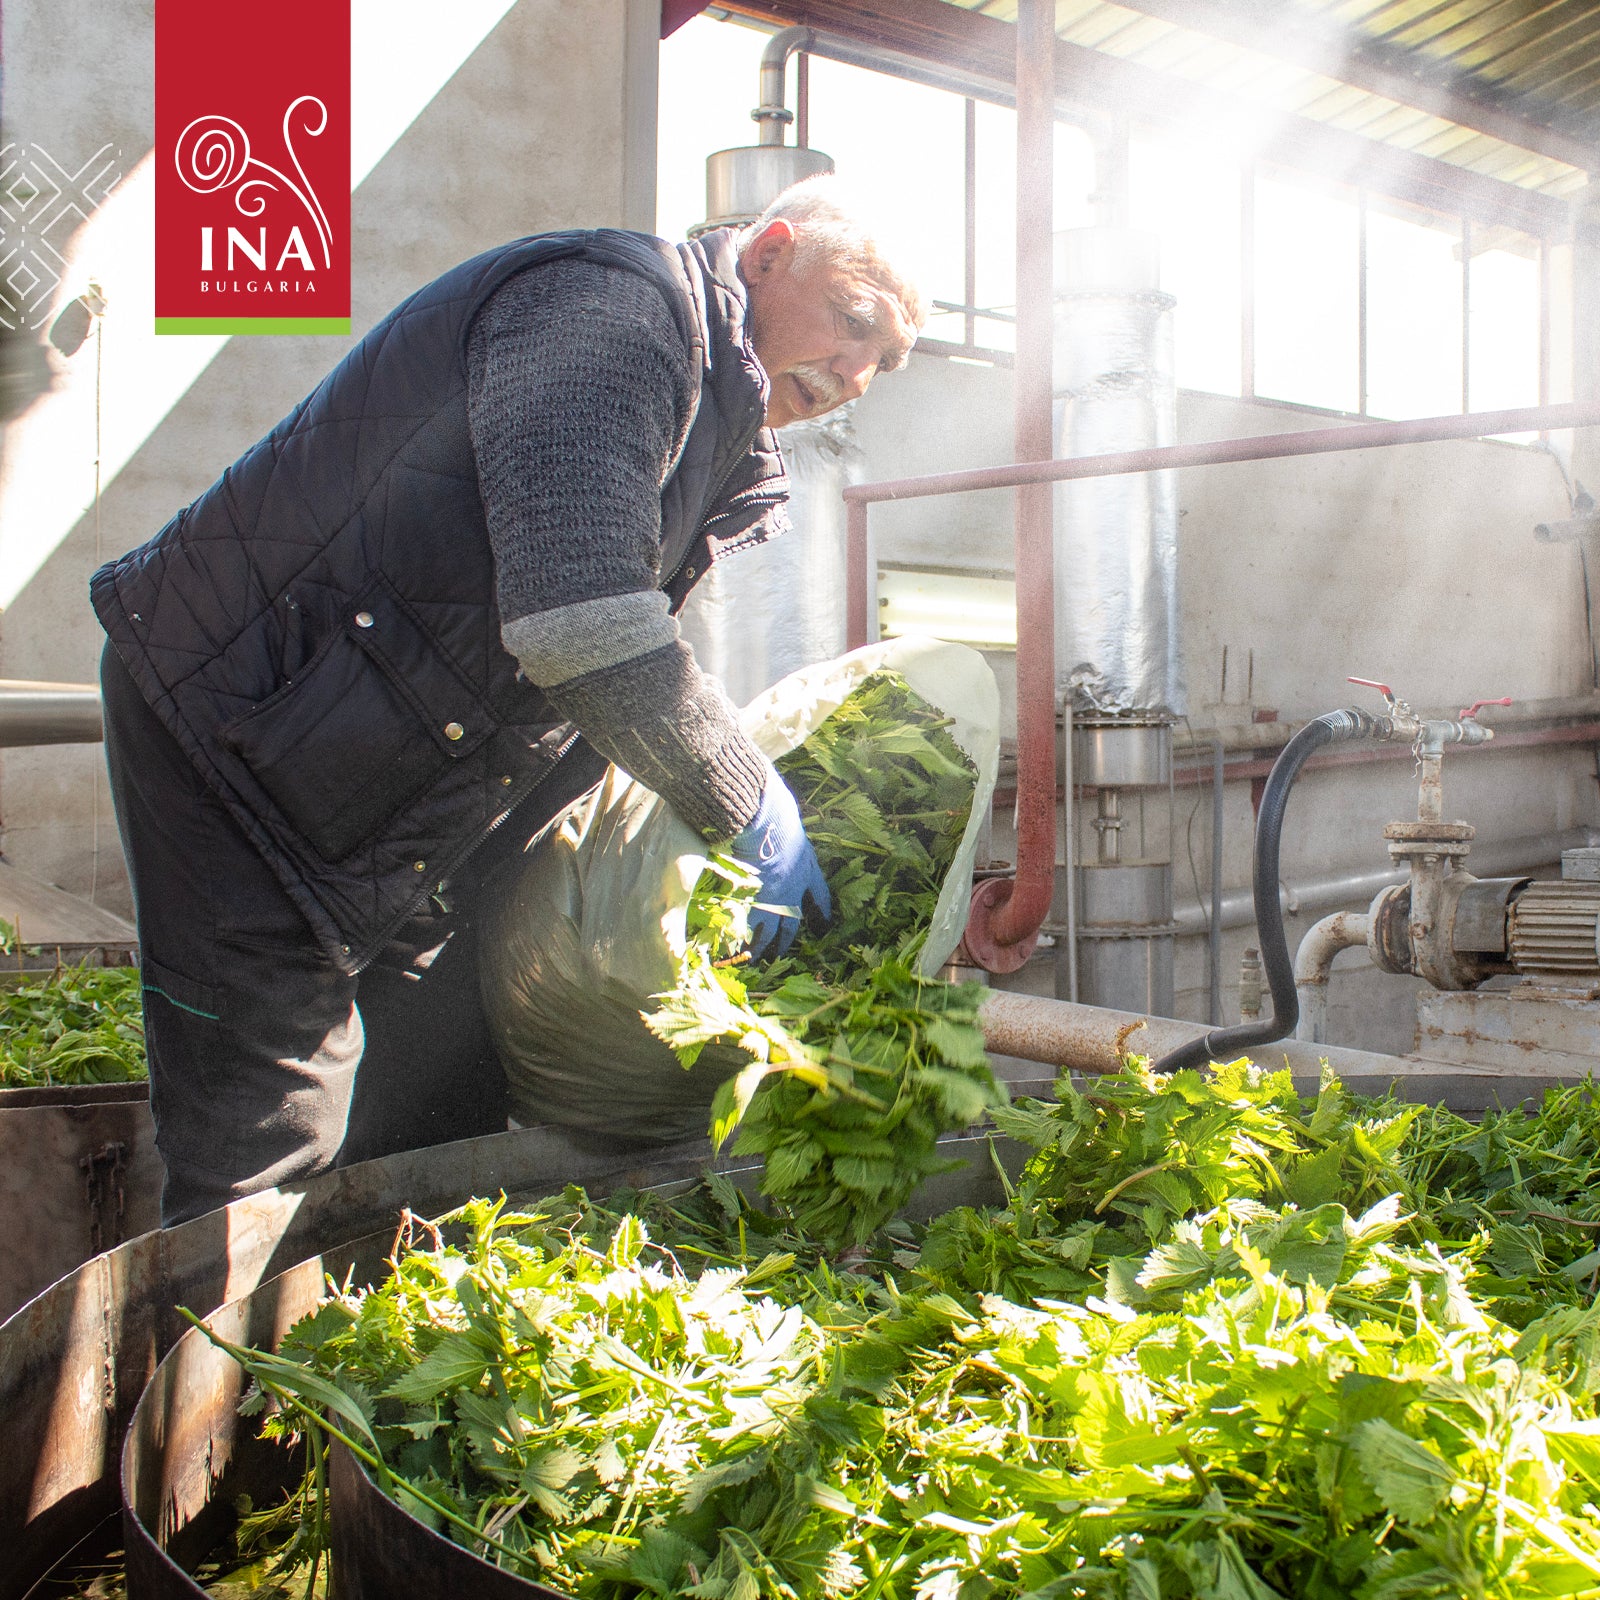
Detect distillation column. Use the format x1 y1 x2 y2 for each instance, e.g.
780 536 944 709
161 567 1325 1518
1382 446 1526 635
1051 227 1183 1015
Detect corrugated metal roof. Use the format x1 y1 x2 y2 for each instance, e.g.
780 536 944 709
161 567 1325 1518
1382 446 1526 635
947 0 1597 197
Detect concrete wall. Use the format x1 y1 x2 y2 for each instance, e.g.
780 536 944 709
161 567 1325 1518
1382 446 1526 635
0 0 660 918
851 354 1600 1055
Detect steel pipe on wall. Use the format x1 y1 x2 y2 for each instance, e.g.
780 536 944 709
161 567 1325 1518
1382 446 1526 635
1172 827 1600 936
0 681 101 746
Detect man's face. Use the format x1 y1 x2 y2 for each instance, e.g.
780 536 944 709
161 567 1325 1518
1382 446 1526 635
741 220 917 430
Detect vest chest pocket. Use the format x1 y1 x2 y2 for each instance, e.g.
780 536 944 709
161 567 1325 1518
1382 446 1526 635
220 575 494 862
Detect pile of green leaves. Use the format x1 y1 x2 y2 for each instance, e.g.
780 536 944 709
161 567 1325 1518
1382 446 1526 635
204 1066 1600 1600
645 671 1003 1246
193 1066 1600 1600
0 962 145 1087
919 1063 1600 1328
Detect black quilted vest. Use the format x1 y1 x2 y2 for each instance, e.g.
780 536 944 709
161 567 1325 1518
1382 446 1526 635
91 228 788 973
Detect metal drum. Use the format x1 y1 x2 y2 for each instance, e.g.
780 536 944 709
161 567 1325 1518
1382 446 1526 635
0 1079 161 1323
117 1134 1028 1598
0 1123 721 1600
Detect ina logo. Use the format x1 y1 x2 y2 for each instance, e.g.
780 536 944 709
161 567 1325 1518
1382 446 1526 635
155 0 349 335
176 99 333 281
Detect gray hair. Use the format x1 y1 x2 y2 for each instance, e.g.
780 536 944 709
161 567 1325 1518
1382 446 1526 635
739 175 927 329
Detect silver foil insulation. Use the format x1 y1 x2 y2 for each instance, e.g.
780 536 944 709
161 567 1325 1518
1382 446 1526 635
1052 227 1184 718
678 406 860 708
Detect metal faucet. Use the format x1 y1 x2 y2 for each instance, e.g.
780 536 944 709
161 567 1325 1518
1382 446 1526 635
1294 681 1509 1041
1348 678 1507 992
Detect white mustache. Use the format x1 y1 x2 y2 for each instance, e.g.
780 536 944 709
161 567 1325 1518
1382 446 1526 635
790 363 847 413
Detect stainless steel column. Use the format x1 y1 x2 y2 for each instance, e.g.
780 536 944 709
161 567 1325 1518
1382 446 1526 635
1073 715 1177 1016
677 408 858 705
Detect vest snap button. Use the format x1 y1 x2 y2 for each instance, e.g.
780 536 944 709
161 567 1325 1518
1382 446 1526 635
444 721 465 741
413 860 427 872
500 774 513 786
685 566 697 580
354 610 374 628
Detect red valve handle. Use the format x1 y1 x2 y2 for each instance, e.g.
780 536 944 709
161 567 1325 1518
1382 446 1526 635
1347 676 1395 704
1460 697 1512 721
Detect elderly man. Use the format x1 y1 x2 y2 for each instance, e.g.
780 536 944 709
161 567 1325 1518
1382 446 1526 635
92 178 923 1223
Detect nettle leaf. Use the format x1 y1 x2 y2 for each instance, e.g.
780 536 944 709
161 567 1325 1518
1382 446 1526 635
680 1446 771 1512
921 1018 992 1075
1351 1418 1455 1525
629 1527 703 1596
384 1331 492 1404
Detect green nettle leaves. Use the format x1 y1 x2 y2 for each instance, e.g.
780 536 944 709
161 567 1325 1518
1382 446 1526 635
0 960 146 1086
206 1068 1600 1600
645 671 1005 1246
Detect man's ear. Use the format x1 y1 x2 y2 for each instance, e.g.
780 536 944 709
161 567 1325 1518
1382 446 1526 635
742 218 797 279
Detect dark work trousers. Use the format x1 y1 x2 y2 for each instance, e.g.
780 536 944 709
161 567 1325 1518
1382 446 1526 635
100 640 589 1225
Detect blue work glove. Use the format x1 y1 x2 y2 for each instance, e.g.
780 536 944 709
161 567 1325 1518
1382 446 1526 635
727 773 832 961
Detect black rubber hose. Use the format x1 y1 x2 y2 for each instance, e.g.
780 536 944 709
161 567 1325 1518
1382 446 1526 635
1152 708 1381 1073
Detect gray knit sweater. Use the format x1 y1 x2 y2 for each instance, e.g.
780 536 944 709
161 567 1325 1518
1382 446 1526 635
466 257 769 840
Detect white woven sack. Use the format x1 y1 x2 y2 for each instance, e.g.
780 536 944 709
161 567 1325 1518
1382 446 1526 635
480 636 1000 1143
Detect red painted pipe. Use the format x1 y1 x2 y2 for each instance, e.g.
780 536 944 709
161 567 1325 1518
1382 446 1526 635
844 400 1600 511
962 0 1057 972
846 497 870 650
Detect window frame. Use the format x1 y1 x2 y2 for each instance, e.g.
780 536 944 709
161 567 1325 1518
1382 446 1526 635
782 45 1556 418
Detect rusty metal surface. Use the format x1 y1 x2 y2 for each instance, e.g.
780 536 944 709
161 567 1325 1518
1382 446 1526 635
123 1244 383 1599
0 1091 161 1325
1413 984 1600 1074
0 1123 723 1600
978 987 1414 1076
970 0 1058 965
0 1079 147 1110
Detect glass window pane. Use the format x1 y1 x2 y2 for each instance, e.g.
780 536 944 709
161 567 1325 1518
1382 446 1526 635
1365 201 1463 419
971 109 1093 355
1129 135 1241 397
1469 234 1540 414
806 56 967 314
973 99 1016 352
1254 174 1359 413
1054 123 1096 236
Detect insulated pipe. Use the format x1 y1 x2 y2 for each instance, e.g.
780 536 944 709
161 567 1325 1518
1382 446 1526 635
755 27 813 146
979 988 1406 1078
1153 708 1380 1073
964 0 1055 970
1293 911 1371 1044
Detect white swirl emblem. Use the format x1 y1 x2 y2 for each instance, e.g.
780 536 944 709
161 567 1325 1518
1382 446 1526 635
174 96 332 267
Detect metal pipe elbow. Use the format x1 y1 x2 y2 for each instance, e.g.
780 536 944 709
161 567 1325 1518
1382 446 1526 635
1293 911 1371 1043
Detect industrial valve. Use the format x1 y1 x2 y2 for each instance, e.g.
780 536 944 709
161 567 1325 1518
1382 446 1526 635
1295 679 1600 1045
1345 677 1506 997
1150 678 1579 1072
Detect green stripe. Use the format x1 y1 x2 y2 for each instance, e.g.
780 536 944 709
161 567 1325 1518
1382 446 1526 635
155 317 352 336
143 983 220 1021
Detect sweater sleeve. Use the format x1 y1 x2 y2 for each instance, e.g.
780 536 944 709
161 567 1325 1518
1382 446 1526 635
466 257 767 839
